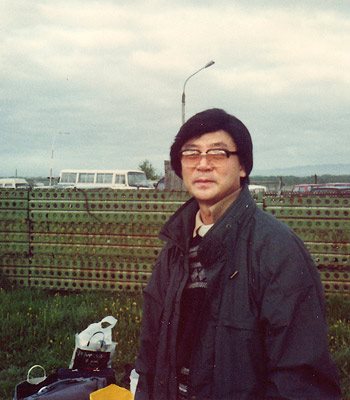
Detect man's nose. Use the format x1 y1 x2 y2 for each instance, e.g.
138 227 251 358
196 154 213 169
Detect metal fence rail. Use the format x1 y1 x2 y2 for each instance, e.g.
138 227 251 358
0 188 349 295
263 193 350 295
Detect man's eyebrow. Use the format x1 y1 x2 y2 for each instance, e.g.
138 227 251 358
209 141 230 148
182 141 230 149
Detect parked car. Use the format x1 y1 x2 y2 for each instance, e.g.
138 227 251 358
0 178 31 189
155 177 165 190
248 184 267 193
293 183 350 193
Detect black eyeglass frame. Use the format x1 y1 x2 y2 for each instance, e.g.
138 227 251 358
180 148 239 160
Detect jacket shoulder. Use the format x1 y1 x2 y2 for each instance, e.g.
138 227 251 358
250 207 303 249
247 208 320 292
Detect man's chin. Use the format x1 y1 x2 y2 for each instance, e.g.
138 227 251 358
190 189 219 204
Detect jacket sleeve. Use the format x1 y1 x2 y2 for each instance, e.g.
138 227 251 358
258 232 341 399
134 245 172 400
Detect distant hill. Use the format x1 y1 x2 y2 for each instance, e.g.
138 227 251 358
252 163 350 177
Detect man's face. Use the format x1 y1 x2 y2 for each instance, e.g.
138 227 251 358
180 130 246 207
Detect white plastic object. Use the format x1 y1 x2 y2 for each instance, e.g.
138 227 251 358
69 315 117 369
77 316 117 348
27 365 47 385
129 369 139 395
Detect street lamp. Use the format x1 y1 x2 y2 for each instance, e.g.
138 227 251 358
181 60 215 125
49 131 70 186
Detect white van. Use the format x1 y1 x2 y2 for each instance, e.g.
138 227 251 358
0 178 31 189
57 169 150 189
248 184 267 193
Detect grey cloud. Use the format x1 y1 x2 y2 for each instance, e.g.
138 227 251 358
1 1 349 177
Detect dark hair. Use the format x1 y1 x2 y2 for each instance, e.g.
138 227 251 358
170 108 253 185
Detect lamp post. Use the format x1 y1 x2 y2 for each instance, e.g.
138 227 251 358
49 131 70 186
181 60 215 125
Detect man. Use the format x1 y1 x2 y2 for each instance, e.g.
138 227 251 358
135 108 341 399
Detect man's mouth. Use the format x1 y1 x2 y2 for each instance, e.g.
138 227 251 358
193 178 215 185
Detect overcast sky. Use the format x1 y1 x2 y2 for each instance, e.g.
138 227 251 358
1 1 349 178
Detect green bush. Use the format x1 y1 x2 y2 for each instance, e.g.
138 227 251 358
0 288 349 399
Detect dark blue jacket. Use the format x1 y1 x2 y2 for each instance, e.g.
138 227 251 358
135 185 341 399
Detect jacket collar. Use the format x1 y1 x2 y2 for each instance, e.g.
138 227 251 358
159 185 256 253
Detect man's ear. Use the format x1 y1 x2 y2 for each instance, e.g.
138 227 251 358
239 164 246 178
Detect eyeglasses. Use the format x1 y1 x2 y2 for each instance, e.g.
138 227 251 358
180 148 239 166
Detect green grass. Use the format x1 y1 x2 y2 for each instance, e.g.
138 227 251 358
327 295 350 398
0 288 349 399
0 287 143 399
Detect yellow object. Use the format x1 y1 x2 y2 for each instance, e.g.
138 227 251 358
90 384 134 400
